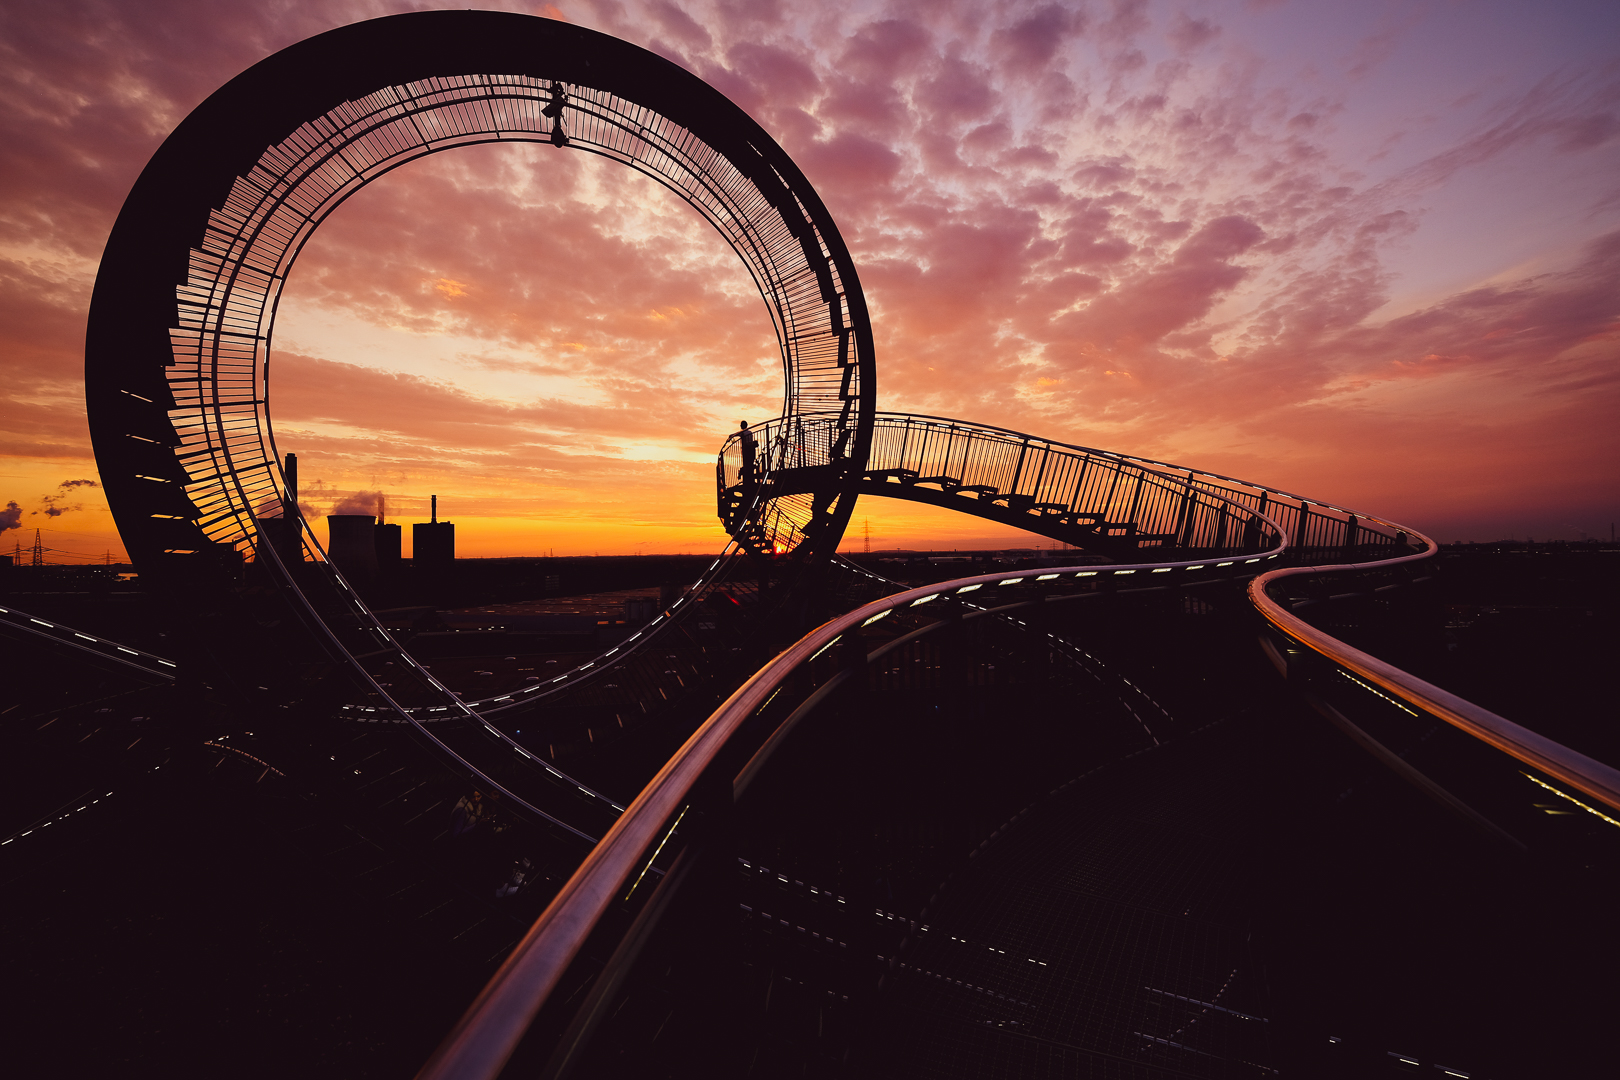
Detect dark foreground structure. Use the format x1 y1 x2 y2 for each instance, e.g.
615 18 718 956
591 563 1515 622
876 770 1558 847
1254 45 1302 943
6 11 1615 1079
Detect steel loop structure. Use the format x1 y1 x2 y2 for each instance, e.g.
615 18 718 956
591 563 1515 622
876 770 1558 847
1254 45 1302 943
87 9 873 590
83 9 880 848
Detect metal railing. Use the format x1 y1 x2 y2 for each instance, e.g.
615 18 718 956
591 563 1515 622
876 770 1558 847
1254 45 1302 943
0 602 177 682
420 469 1620 1077
415 527 1291 1078
88 12 889 848
720 413 1411 562
1250 547 1620 815
91 14 872 583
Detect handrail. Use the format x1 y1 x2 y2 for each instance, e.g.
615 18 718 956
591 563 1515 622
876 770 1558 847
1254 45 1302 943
336 540 752 721
1249 542 1620 814
414 538 1290 1080
723 411 1405 528
0 602 177 681
421 465 1615 1078
863 412 1346 511
720 412 1412 561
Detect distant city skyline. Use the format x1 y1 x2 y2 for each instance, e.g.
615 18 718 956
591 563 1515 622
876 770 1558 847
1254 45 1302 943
3 0 1616 559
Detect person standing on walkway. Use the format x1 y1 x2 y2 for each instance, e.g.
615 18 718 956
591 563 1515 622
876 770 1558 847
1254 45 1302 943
739 420 757 486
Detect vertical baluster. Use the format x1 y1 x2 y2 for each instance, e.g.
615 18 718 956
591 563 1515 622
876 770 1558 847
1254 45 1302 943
1125 470 1146 535
1030 444 1053 504
1067 455 1090 520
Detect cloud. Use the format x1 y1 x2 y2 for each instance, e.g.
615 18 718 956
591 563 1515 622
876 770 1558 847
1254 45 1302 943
24 478 101 519
1167 13 1220 53
2 0 1617 555
991 4 1086 68
0 501 21 534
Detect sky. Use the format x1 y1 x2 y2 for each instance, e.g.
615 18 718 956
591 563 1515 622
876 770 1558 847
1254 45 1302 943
2 0 1617 562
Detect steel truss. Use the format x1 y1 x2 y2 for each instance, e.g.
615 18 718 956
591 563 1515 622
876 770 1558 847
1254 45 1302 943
84 10 875 842
721 413 1412 562
87 10 874 581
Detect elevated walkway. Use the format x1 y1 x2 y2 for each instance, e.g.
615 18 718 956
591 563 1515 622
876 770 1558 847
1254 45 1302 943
722 413 1413 564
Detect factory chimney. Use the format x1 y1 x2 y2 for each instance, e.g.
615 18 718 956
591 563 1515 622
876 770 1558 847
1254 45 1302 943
258 451 303 565
374 492 401 569
282 453 299 519
414 494 455 565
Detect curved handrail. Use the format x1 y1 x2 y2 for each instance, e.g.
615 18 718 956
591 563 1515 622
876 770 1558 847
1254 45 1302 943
421 461 1620 1077
1250 546 1620 814
247 528 618 843
414 537 1291 1080
0 602 177 682
336 540 752 722
873 412 1415 549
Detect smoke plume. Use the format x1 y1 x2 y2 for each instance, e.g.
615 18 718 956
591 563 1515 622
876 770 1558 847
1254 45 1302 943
330 490 383 516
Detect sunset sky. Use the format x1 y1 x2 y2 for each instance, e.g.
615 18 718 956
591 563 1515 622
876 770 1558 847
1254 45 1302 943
2 0 1616 562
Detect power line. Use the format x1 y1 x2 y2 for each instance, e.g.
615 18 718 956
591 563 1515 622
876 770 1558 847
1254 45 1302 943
5 538 131 566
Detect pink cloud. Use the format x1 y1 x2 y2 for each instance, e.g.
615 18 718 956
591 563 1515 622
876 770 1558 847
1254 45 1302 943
1 0 1616 555
991 4 1087 68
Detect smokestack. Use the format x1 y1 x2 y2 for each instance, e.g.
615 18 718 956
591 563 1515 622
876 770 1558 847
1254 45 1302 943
283 453 299 518
258 451 304 566
377 493 385 526
414 495 455 566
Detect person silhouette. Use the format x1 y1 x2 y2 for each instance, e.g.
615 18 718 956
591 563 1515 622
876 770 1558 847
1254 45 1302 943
739 421 758 485
544 82 569 147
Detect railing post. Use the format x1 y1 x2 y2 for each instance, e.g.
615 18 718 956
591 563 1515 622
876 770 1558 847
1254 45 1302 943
1244 490 1269 552
1174 472 1196 548
1100 461 1124 524
1125 470 1146 533
1029 443 1053 503
1065 455 1090 519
